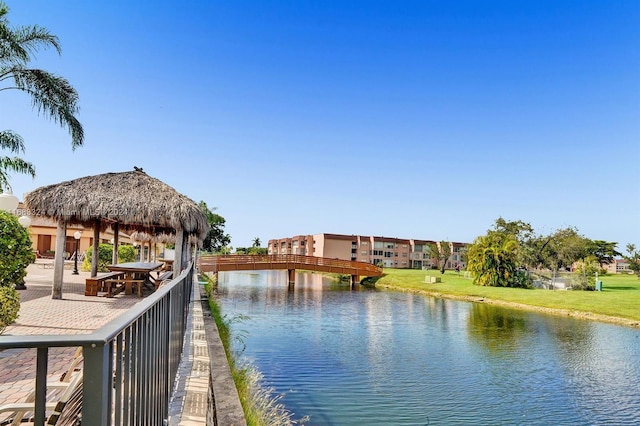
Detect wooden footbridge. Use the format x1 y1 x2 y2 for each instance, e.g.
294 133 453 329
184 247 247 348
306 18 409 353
197 254 383 285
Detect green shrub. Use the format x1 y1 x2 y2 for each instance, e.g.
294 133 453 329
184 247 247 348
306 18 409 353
0 285 20 333
82 243 137 272
118 245 136 263
0 211 35 289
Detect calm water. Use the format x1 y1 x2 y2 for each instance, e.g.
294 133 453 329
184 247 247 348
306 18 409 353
216 271 640 425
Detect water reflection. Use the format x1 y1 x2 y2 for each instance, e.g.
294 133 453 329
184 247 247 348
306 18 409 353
467 303 529 355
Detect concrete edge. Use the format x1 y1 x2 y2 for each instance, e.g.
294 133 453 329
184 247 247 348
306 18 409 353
198 283 247 426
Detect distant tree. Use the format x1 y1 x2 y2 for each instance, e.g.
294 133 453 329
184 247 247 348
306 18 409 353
426 241 452 273
587 240 622 267
426 242 439 269
252 237 261 248
493 217 534 242
623 244 640 278
491 218 535 268
438 241 452 274
535 227 590 276
467 232 519 287
199 201 231 253
0 1 83 190
237 245 267 255
219 245 233 255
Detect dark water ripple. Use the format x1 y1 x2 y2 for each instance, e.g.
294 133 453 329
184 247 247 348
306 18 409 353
219 271 640 425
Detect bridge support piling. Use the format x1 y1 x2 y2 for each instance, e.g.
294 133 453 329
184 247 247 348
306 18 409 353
288 269 295 285
351 275 358 288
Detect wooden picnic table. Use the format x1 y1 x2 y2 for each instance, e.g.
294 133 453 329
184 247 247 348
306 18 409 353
106 262 163 296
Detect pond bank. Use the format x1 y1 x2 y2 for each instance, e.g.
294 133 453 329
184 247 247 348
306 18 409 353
376 282 640 329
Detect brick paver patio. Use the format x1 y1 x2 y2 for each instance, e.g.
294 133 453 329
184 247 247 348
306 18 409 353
0 262 142 409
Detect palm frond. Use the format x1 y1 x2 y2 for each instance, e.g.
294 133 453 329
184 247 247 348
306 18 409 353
0 155 35 191
0 130 26 153
11 25 61 57
2 66 84 147
0 156 35 176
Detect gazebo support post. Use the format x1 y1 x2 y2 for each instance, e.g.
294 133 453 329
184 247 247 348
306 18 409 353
182 235 190 269
52 219 66 299
174 228 184 278
112 222 119 264
91 220 100 277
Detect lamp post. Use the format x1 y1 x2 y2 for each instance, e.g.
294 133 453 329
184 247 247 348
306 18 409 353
72 231 81 275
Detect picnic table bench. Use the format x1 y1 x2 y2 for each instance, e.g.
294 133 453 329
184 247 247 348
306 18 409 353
85 272 126 296
103 276 146 297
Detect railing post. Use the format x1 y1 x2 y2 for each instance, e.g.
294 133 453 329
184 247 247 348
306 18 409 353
83 342 113 426
34 347 48 425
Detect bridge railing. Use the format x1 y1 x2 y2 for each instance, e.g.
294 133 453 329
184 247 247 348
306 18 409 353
198 254 383 276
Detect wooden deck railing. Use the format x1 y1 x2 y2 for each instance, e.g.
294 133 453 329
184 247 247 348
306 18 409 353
197 254 383 277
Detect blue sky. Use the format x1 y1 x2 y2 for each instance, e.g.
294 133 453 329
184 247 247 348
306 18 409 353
2 0 639 250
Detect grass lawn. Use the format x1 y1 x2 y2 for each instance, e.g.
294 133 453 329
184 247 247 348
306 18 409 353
373 269 640 325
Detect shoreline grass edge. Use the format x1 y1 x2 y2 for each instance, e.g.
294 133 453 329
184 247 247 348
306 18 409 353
373 269 640 329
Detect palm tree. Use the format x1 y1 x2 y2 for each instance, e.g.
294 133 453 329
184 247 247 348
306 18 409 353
252 237 261 248
467 233 518 287
0 1 83 191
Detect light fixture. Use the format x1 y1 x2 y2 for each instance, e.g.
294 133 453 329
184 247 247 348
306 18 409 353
18 215 31 228
0 191 19 212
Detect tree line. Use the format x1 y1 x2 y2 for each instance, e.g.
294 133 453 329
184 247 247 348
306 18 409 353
466 217 639 289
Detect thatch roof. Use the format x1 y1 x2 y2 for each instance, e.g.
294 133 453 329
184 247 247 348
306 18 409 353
24 170 209 240
130 230 176 244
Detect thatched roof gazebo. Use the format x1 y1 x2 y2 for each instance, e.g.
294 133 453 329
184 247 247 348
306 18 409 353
25 169 209 299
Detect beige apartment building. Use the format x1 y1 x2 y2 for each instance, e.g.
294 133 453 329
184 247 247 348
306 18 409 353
268 233 468 270
603 258 632 274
